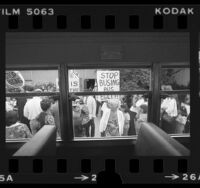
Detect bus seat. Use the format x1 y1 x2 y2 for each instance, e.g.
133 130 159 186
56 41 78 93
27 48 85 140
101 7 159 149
13 125 56 156
135 122 190 156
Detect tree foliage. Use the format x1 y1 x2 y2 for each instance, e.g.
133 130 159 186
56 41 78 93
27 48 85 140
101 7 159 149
120 69 150 91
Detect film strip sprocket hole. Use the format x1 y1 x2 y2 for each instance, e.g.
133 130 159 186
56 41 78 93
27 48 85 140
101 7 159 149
7 158 188 173
1 5 200 184
7 14 190 30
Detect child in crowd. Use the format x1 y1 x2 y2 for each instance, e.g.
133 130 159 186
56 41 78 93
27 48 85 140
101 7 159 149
6 110 32 139
30 99 55 135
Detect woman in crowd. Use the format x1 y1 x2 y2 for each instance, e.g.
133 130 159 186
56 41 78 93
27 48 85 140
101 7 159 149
6 110 32 139
50 95 61 138
135 104 148 134
30 98 55 135
72 99 85 137
79 98 90 137
120 104 130 136
99 99 124 137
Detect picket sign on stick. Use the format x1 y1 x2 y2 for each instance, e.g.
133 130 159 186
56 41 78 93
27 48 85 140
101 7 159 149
6 71 25 89
97 70 120 101
68 70 80 93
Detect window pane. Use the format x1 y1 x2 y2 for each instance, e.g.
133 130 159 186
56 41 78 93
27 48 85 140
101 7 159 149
68 68 151 92
160 94 190 134
161 68 190 90
6 95 61 140
71 94 149 138
6 70 59 93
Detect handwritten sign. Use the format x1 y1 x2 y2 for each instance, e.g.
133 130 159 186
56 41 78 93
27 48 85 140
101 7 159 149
68 70 80 93
6 71 25 88
97 70 120 101
97 70 120 92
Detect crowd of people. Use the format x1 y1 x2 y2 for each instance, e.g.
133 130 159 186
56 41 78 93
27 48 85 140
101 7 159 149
72 90 149 138
5 84 190 140
160 86 190 134
6 89 60 140
72 86 190 138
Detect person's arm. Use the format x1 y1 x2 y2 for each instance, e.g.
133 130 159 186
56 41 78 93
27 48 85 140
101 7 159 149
92 98 96 118
121 112 125 135
125 114 130 126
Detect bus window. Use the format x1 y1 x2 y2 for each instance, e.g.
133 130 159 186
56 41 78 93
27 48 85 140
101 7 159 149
160 66 190 135
71 94 149 139
5 69 61 142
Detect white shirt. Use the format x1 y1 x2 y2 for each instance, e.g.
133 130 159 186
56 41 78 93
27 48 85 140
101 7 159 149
161 97 178 117
101 102 108 114
136 98 148 107
130 106 140 115
84 96 96 119
6 101 14 112
99 108 124 136
23 97 42 120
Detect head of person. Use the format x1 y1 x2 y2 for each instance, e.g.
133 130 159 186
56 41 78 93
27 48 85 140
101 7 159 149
69 93 79 101
88 84 94 92
49 95 60 104
40 99 52 112
72 102 80 112
185 94 190 104
6 111 19 127
140 104 148 114
161 85 173 91
79 98 84 105
120 103 129 113
108 99 120 112
132 95 138 106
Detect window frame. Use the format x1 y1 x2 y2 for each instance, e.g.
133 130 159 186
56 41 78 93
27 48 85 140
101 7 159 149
158 63 190 136
5 65 62 142
66 63 153 140
5 62 190 145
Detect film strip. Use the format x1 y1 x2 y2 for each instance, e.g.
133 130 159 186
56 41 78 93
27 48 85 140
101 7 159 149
0 4 200 184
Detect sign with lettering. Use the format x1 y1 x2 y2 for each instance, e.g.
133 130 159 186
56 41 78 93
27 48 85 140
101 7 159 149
6 71 25 88
97 70 120 101
97 70 120 92
68 70 80 93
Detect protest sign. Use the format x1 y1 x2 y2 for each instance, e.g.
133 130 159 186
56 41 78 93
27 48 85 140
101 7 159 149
97 70 120 101
68 70 80 92
6 71 25 88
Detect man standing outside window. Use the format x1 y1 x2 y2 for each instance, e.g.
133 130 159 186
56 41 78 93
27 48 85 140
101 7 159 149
23 89 43 127
84 85 96 137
